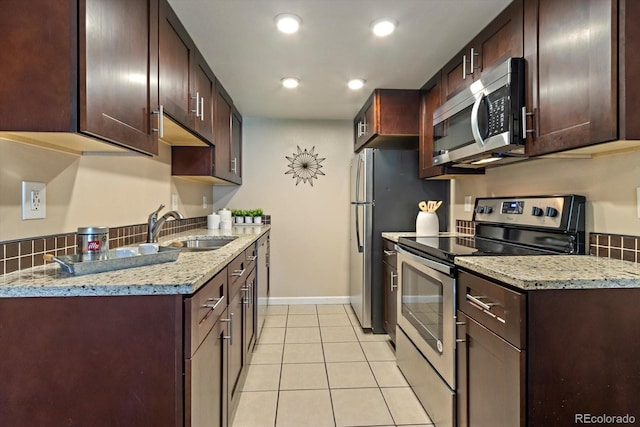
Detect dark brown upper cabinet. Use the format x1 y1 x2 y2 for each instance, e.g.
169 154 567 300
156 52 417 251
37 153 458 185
418 75 484 180
353 89 421 152
442 0 523 100
211 82 242 185
158 0 212 146
0 0 160 156
523 0 640 157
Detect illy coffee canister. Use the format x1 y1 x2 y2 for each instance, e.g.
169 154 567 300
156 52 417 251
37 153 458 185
77 226 109 261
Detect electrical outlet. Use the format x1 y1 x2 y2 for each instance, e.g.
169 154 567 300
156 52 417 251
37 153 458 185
202 196 208 209
22 181 46 220
464 196 473 212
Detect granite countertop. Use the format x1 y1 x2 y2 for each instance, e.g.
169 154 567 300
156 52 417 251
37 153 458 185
0 225 270 298
381 231 469 243
455 255 640 290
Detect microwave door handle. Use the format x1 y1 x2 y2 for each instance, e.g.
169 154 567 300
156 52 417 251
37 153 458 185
471 93 486 145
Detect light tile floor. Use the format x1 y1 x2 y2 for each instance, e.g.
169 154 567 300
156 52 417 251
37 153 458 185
232 304 434 427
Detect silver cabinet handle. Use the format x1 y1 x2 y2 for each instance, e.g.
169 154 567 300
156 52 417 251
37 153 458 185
202 295 225 310
521 106 538 138
191 91 200 117
246 255 257 262
383 250 396 256
462 54 467 80
231 157 238 174
470 47 479 74
200 97 204 120
466 294 495 311
390 271 398 292
220 313 233 345
232 268 246 277
221 315 232 343
152 105 164 138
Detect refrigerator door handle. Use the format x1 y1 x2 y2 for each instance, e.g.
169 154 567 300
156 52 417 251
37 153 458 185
355 154 363 202
355 204 364 253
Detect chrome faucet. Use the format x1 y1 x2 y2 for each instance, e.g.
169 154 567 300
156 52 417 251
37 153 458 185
147 204 184 243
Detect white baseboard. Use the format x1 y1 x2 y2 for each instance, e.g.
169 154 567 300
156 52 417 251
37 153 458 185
267 296 350 305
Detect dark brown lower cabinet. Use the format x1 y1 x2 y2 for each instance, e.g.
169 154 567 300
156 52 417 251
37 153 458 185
186 310 228 427
456 311 525 426
382 238 397 343
458 270 640 426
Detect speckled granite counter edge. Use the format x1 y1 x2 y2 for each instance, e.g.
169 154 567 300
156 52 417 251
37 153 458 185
0 225 270 298
455 255 640 290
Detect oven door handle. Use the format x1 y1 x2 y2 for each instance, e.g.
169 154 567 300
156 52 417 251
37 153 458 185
396 246 454 276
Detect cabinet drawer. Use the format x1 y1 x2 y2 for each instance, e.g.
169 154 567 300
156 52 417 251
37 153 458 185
382 239 397 267
185 268 228 357
457 270 526 348
244 243 257 274
228 253 248 297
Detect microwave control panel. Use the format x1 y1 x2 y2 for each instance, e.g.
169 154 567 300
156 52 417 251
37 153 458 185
484 86 511 138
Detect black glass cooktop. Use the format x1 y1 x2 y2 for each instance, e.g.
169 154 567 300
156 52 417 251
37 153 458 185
398 235 554 263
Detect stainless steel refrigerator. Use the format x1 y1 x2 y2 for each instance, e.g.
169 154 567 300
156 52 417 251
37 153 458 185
349 148 449 332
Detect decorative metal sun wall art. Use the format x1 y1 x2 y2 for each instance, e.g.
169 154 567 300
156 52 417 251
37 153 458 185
285 146 326 187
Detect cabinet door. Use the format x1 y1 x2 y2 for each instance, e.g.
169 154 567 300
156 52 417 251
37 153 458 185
419 81 441 178
186 315 228 427
354 95 374 151
214 83 233 182
159 0 194 127
230 106 243 184
243 268 256 359
456 311 525 427
524 0 616 156
474 0 523 75
192 55 215 143
441 43 476 100
227 290 244 405
81 0 158 155
382 261 397 343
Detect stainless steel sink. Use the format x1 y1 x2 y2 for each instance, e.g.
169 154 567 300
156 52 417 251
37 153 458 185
179 236 238 251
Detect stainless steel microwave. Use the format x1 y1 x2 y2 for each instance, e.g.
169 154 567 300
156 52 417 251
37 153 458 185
432 57 526 167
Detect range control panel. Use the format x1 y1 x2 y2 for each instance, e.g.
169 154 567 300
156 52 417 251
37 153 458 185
473 196 572 229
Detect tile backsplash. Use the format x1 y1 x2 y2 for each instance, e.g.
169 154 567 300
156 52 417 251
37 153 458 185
589 233 640 263
0 217 207 275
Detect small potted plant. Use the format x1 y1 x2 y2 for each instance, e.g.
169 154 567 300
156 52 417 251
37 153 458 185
244 209 253 224
253 208 263 224
232 209 244 224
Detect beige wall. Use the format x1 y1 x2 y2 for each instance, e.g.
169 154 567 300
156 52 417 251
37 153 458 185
452 151 640 235
215 118 353 301
0 139 213 241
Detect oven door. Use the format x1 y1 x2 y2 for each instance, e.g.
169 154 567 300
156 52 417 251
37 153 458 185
396 246 456 389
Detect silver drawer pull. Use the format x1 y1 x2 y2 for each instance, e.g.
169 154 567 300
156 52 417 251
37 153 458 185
456 338 466 343
201 295 225 311
232 268 246 277
246 255 257 262
383 250 396 256
466 294 494 311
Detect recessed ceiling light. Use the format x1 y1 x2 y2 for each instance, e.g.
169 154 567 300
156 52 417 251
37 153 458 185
281 77 300 89
275 13 302 34
348 79 366 90
371 19 397 37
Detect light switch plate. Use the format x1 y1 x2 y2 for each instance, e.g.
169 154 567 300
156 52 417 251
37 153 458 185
171 194 178 211
22 181 46 220
464 196 473 212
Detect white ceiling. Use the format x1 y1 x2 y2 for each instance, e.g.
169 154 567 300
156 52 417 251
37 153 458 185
168 0 512 120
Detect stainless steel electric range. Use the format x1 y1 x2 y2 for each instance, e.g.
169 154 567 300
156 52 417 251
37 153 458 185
395 194 586 427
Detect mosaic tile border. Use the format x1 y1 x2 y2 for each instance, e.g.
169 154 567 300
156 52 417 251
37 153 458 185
0 215 272 275
589 233 640 263
1 217 207 275
456 220 476 235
